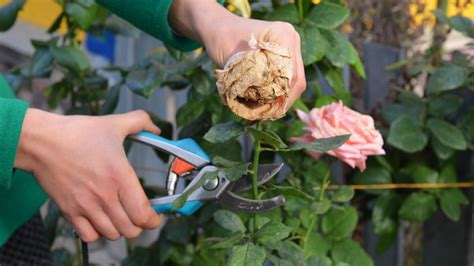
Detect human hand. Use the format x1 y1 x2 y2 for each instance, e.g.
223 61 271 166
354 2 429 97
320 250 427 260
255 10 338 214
15 109 163 242
169 0 306 109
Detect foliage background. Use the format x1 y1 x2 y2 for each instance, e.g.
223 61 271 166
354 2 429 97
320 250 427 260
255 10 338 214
0 0 473 265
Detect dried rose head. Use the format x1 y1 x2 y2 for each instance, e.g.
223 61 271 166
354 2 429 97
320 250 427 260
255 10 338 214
214 35 292 121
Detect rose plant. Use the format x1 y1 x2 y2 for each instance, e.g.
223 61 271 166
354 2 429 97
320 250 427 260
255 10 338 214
354 8 473 253
1 0 472 265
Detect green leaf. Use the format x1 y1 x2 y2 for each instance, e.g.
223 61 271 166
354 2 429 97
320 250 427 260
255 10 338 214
285 120 306 140
30 48 54 78
193 248 226 266
201 139 242 162
267 254 294 266
270 185 314 201
65 2 98 29
457 109 474 143
44 201 60 246
440 188 469 222
212 156 242 168
176 100 205 126
122 247 151 266
190 67 212 96
276 241 306 265
47 12 64 34
403 163 439 194
246 127 287 149
439 164 457 184
312 198 331 214
306 256 332 266
349 44 366 79
387 116 428 153
228 243 266 266
332 239 374 266
372 193 402 236
331 186 354 202
255 220 292 245
204 122 244 143
431 136 455 160
213 210 246 233
295 25 329 66
306 2 349 29
45 79 71 109
99 83 121 115
322 206 358 240
398 192 437 223
0 0 25 32
318 61 351 105
315 95 338 107
382 103 423 124
410 164 439 184
399 90 425 106
449 15 473 37
52 248 73 266
125 66 164 98
320 30 352 68
427 65 468 94
289 135 350 152
304 233 331 258
51 46 90 73
291 97 310 113
222 163 251 182
210 233 244 249
376 229 398 255
375 156 393 173
432 9 450 25
265 4 300 24
428 95 463 117
172 171 219 210
353 166 391 195
427 118 467 150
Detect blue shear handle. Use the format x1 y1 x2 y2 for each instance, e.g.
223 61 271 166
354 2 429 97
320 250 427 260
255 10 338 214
152 201 204 216
134 131 210 162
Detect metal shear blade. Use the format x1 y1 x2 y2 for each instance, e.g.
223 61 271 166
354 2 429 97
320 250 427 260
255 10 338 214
218 163 285 214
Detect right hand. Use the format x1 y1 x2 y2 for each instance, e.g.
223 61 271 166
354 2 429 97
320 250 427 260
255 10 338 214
15 109 164 242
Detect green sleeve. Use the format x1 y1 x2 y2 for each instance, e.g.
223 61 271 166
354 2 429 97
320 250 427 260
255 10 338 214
0 77 28 190
96 0 224 51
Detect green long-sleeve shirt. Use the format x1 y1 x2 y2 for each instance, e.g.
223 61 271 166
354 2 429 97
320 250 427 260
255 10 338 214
1 0 221 246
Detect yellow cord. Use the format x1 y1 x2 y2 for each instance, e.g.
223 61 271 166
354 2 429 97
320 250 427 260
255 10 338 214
327 182 474 190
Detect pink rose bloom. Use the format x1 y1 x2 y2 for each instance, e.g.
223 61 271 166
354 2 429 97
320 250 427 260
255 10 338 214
291 101 385 171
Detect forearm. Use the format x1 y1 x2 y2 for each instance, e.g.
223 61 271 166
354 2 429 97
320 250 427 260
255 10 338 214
169 0 237 45
14 109 61 174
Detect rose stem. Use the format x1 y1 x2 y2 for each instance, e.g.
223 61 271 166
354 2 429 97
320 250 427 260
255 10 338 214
319 165 331 201
304 166 331 249
251 121 262 232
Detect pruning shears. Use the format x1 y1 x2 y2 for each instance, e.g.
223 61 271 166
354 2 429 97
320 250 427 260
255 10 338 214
129 131 285 215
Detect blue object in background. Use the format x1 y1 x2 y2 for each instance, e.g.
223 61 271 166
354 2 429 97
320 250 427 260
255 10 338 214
86 31 116 63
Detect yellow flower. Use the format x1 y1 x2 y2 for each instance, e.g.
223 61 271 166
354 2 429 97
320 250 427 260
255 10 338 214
226 0 251 18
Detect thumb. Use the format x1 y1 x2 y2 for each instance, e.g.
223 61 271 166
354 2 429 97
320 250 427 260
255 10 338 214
117 110 161 136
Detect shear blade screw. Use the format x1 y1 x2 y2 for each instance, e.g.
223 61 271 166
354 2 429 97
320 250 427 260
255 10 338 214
203 177 219 191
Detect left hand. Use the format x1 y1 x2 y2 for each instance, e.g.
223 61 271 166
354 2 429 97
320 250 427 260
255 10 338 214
169 0 306 109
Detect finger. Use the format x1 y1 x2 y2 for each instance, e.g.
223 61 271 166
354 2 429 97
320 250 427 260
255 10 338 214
86 209 121 241
116 110 161 135
72 216 100 243
102 194 145 239
288 34 306 108
118 164 164 230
